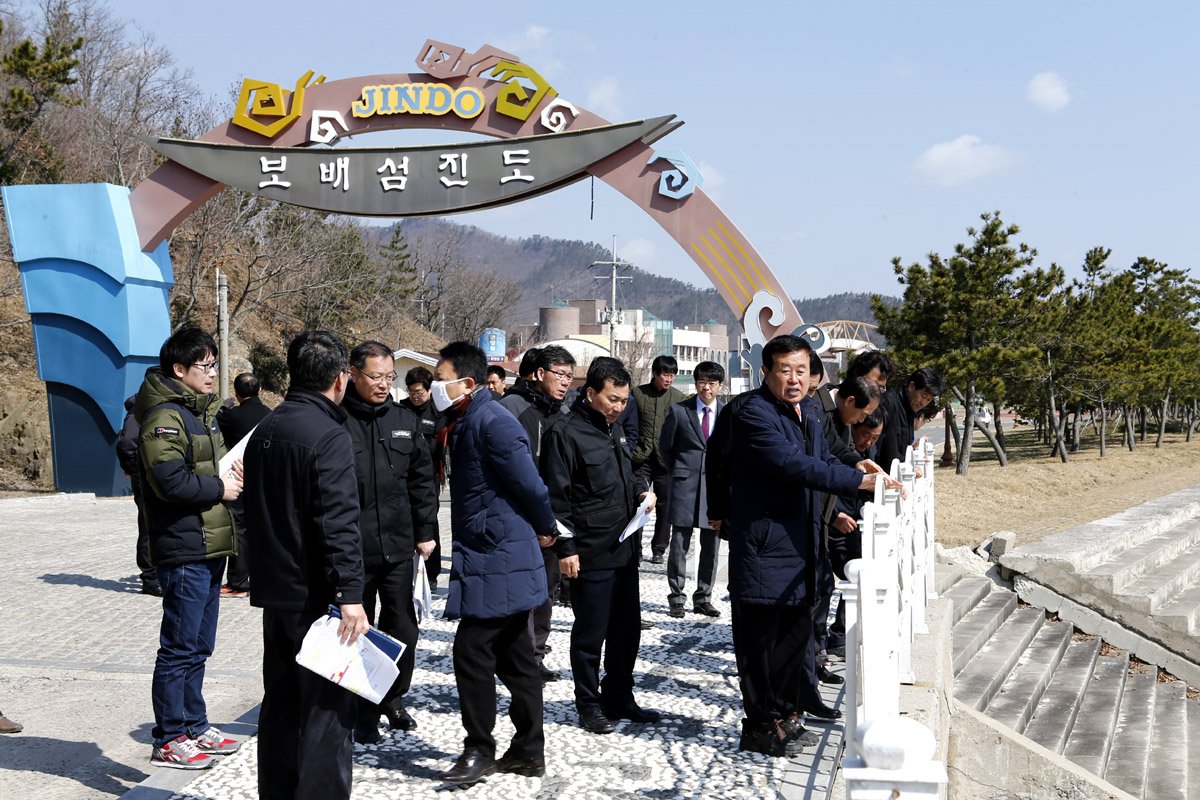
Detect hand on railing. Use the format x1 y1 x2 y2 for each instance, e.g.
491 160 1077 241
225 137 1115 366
859 470 904 497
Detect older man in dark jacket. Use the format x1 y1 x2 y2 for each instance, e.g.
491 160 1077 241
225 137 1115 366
544 358 659 734
434 341 556 785
727 335 896 758
342 341 439 743
244 331 368 800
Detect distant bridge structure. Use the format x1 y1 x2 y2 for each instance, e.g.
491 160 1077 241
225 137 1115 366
816 320 878 355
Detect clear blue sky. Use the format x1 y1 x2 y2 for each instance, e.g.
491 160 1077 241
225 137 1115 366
106 0 1198 302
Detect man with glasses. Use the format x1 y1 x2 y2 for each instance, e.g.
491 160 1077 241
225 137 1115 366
134 328 244 769
499 344 576 683
400 366 445 589
341 342 439 743
659 361 725 620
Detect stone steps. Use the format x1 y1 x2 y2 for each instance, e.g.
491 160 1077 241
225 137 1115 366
1000 485 1200 676
942 563 1200 799
1120 546 1200 615
943 574 991 625
1089 518 1200 594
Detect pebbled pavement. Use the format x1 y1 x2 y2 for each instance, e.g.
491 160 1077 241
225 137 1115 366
0 494 843 800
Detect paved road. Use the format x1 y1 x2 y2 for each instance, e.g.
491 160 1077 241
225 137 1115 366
0 494 843 800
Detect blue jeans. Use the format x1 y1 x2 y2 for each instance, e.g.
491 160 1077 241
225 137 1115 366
151 558 224 747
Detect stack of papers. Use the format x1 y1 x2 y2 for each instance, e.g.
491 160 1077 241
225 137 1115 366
295 609 406 703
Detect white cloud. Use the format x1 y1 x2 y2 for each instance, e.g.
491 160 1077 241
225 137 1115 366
586 76 624 120
1027 71 1070 112
620 237 659 267
913 135 1017 187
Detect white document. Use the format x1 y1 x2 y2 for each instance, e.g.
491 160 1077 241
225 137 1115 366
555 519 574 539
618 495 655 542
294 614 400 705
218 425 257 476
413 557 434 622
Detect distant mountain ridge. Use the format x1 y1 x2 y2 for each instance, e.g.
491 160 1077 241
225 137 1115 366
381 218 896 336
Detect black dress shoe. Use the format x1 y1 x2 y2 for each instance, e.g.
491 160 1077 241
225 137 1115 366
818 665 844 685
496 753 546 777
539 663 560 683
353 724 382 744
668 604 685 618
639 619 652 630
650 553 665 564
543 644 552 654
692 602 720 617
778 716 821 749
141 583 164 597
439 748 497 784
578 707 615 734
799 701 842 721
602 702 661 723
383 703 417 731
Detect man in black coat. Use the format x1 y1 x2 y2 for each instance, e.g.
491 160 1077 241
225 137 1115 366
543 358 660 735
244 331 368 800
399 365 445 589
726 335 898 757
659 360 725 619
215 373 272 595
117 389 160 596
630 355 684 562
499 344 575 682
342 342 439 743
876 367 944 473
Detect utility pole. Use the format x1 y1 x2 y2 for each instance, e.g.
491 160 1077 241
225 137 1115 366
217 270 229 403
590 235 632 359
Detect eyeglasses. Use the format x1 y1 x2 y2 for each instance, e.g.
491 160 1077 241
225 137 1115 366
696 380 722 387
353 367 397 384
190 361 219 373
408 386 429 397
545 368 573 383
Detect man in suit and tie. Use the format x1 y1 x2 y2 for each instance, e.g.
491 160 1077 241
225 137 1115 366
659 361 725 619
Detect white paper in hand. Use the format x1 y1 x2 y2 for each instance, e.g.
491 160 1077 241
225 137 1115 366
413 557 434 622
295 615 399 705
555 519 574 539
619 495 655 542
218 425 257 476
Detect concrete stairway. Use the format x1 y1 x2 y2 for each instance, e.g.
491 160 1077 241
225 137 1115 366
939 564 1196 800
999 486 1200 679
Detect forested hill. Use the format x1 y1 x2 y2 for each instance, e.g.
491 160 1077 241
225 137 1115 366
384 217 897 332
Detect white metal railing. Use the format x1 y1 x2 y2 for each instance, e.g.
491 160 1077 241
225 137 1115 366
840 438 948 798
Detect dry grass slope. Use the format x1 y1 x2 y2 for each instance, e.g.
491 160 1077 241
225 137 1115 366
935 426 1200 548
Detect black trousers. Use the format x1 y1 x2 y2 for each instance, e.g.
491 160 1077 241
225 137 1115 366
812 556 836 656
131 478 157 587
453 613 543 760
528 546 561 665
634 462 672 556
259 608 357 800
730 602 823 724
225 499 250 591
569 562 641 709
427 537 443 588
358 558 419 725
826 527 861 650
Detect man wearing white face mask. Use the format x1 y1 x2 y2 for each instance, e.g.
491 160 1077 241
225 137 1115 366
431 342 557 785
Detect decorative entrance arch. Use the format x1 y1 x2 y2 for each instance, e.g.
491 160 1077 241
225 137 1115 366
3 39 811 494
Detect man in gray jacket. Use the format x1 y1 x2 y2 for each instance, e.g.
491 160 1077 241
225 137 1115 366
659 361 725 619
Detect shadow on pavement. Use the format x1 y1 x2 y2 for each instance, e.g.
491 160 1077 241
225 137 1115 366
0 735 148 796
39 573 145 594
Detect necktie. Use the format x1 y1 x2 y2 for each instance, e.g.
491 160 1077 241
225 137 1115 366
701 405 711 441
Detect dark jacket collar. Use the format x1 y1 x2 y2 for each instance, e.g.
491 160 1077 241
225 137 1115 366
285 386 348 424
341 383 390 420
238 396 266 408
571 394 611 433
510 378 563 415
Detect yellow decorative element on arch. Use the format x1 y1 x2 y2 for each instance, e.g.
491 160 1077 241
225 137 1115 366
697 235 750 304
691 243 742 304
708 226 758 292
232 70 325 139
717 221 769 291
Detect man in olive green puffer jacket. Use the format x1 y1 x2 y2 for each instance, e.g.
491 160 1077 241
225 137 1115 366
135 328 245 771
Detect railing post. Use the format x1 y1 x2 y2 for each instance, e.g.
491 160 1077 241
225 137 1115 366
841 560 862 761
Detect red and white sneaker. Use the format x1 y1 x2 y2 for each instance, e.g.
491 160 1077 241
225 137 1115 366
191 725 241 754
150 735 215 769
